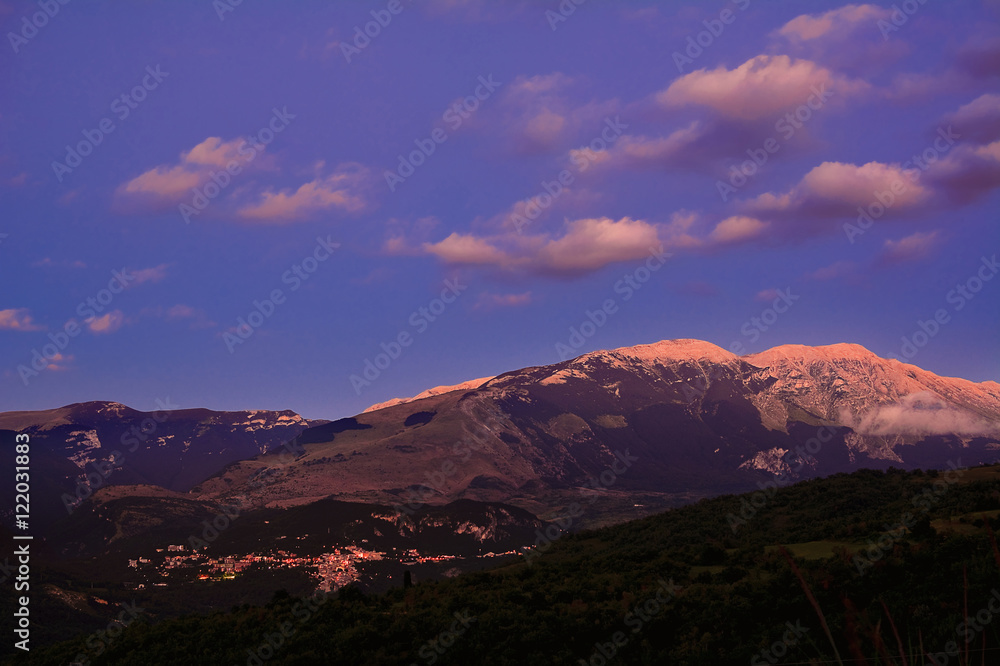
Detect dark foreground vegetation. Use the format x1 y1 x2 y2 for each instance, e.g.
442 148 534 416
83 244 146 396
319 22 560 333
13 464 1000 665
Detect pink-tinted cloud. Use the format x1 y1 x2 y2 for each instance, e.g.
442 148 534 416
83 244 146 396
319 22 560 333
944 93 1000 144
0 308 44 331
131 264 170 285
776 4 888 42
87 310 126 334
118 136 252 202
43 352 73 372
115 136 272 211
534 217 661 273
121 164 203 199
927 140 1000 204
657 55 868 120
748 160 931 227
709 216 769 244
181 137 247 168
773 5 907 74
237 163 372 221
424 233 511 266
575 122 708 171
877 230 940 265
423 217 668 275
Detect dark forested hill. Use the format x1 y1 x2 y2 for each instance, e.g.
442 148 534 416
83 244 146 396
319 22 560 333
14 463 1000 665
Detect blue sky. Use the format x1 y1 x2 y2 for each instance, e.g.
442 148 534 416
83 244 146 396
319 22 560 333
1 0 998 420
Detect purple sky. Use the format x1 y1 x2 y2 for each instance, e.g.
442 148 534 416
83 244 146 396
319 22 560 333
2 0 999 420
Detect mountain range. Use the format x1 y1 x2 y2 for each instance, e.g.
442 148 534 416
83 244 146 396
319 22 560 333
190 339 1000 524
4 338 998 537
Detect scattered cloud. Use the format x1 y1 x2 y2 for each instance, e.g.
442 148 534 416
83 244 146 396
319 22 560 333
423 216 667 276
709 215 769 244
0 308 44 332
746 160 932 238
424 233 511 266
533 217 661 273
877 230 940 266
131 264 170 285
42 352 73 372
945 93 1000 144
657 55 869 120
237 162 372 222
772 4 907 73
847 391 999 436
776 4 888 42
926 139 1000 204
87 310 126 334
118 137 255 201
